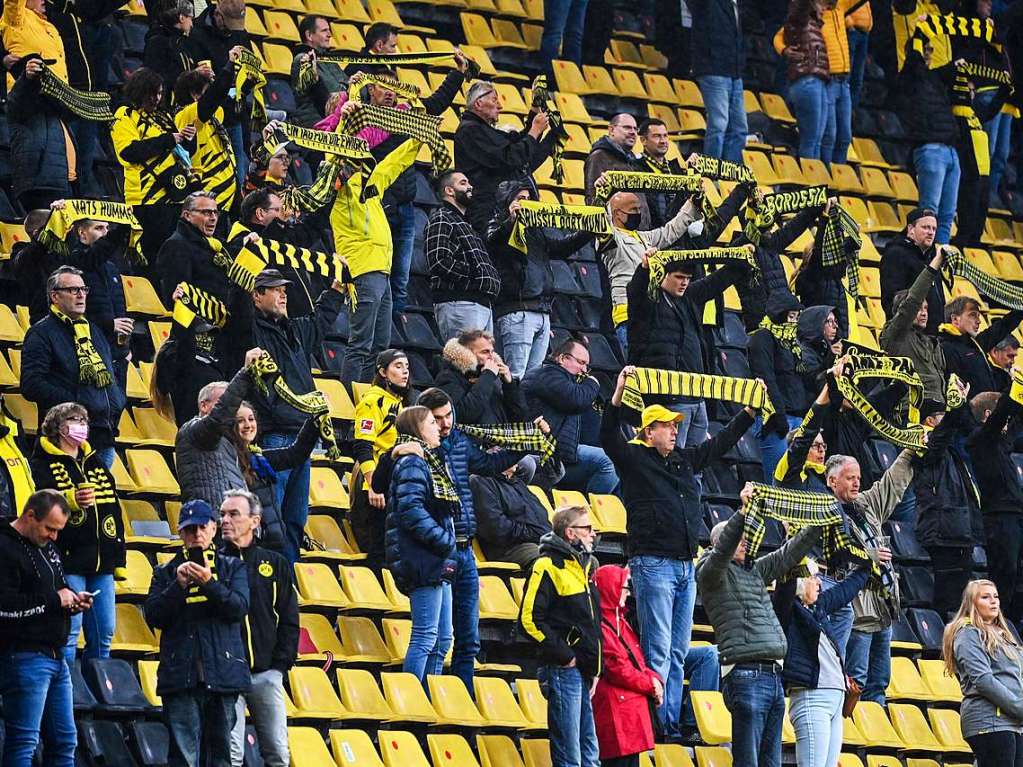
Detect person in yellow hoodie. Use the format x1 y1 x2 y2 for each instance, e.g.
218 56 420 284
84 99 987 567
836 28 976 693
331 100 424 384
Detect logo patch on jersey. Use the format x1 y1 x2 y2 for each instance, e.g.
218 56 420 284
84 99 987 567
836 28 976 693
358 418 375 434
102 515 117 538
259 562 274 578
69 508 86 527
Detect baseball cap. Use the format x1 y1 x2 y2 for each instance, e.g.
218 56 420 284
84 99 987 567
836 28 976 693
906 207 937 226
177 499 217 529
253 268 291 290
639 405 685 431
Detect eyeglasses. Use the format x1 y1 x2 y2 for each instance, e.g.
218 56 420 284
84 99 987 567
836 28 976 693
811 440 827 450
188 208 220 218
53 285 89 295
562 352 590 370
569 524 594 533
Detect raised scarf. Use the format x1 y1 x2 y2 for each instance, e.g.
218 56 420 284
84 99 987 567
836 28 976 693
831 352 927 452
621 367 775 418
234 48 267 124
820 204 862 299
646 246 759 299
530 74 565 183
758 316 802 359
40 69 114 122
39 199 145 265
264 122 373 161
941 245 1023 310
457 422 556 466
51 306 112 388
688 154 755 183
744 185 828 244
509 200 609 253
172 282 228 329
593 170 703 203
340 104 450 174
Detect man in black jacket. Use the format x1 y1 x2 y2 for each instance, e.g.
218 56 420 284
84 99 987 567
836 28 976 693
435 330 529 426
154 191 232 306
689 0 747 161
145 499 249 767
879 208 947 333
990 336 1018 392
470 468 552 568
603 364 755 739
583 113 648 225
453 80 558 232
21 265 127 469
0 490 90 767
220 489 299 767
939 296 1023 395
249 268 344 563
638 118 687 227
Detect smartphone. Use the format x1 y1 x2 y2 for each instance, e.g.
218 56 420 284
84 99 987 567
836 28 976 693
187 547 205 566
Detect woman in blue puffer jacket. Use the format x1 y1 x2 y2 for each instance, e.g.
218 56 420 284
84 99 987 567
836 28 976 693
384 405 457 685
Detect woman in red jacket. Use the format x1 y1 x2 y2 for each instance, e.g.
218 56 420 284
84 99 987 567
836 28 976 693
592 565 664 766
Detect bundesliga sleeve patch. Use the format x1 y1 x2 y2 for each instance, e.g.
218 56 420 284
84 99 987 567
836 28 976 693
358 419 375 434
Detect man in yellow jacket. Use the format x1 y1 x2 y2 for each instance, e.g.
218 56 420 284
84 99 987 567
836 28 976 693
0 0 67 87
330 103 423 384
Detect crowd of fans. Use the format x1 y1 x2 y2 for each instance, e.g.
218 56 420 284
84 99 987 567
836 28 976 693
2 0 1023 765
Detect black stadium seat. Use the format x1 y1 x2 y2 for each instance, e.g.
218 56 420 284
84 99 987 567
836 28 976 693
886 520 929 563
712 311 749 350
78 720 138 767
897 565 935 609
265 79 297 114
551 260 583 295
129 721 169 767
891 609 921 647
71 659 98 714
84 658 151 714
907 608 945 653
572 262 603 299
397 312 441 351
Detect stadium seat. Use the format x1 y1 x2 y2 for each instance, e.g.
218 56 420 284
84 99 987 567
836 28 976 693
84 657 150 713
122 274 169 317
295 562 350 609
654 744 696 766
474 676 536 729
381 671 441 723
125 449 180 495
927 708 971 752
115 549 154 596
298 613 344 661
838 756 865 767
906 608 944 652
478 575 520 620
70 659 98 713
865 757 904 767
381 569 412 612
887 702 944 752
380 730 433 767
852 701 905 749
288 666 351 720
309 466 350 509
477 734 526 767
133 407 176 447
112 603 159 653
130 720 169 766
137 659 161 707
314 377 356 420
330 729 386 767
690 691 732 745
304 515 365 561
288 726 337 765
3 394 37 435
887 656 940 702
337 616 391 663
428 675 489 727
917 658 962 702
339 565 394 612
589 493 627 534
428 733 482 766
520 739 552 767
336 668 395 720
694 746 732 767
78 720 138 766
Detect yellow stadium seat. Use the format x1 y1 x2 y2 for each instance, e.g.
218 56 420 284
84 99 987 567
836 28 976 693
472 539 519 574
916 659 962 702
905 761 942 767
772 153 805 186
887 656 940 702
799 158 832 187
844 715 867 747
244 6 268 35
694 746 732 767
858 267 881 299
851 137 891 167
295 561 350 608
743 90 762 115
578 65 617 96
0 352 16 389
263 10 301 42
640 43 668 69
588 493 627 534
116 411 143 446
132 408 176 447
654 744 695 766
260 41 293 75
336 668 394 720
553 92 593 125
468 0 498 11
337 616 391 663
380 569 411 613
493 82 528 115
288 667 351 720
520 739 551 767
528 485 554 518
382 617 412 664
331 22 365 51
125 449 180 495
497 0 528 16
148 321 171 352
927 707 971 752
478 575 519 621
428 675 488 727
992 250 1023 280
551 488 590 512
125 364 148 401
335 0 371 22
339 565 394 612
841 196 870 229
522 0 542 17
677 109 706 139
112 603 158 653
887 703 944 752
457 45 501 78
965 247 998 276
121 275 169 317
861 166 896 199
551 59 590 94
288 727 335 765
644 73 677 103
380 671 440 724
889 170 919 203
304 515 366 561
427 734 481 767
109 452 137 492
380 730 432 767
865 757 903 767
303 0 341 18
137 659 161 706
852 701 905 749
298 613 344 661
742 150 779 186
115 550 153 596
613 68 649 100
673 79 703 108
838 755 865 767
690 691 731 745
509 578 526 605
608 38 645 67
760 92 795 124
474 676 535 729
461 13 498 47
477 734 525 767
330 729 386 767
309 466 349 509
830 163 864 194
647 103 682 134
0 305 24 344
867 201 903 232
492 19 529 48
0 222 27 257
515 677 547 727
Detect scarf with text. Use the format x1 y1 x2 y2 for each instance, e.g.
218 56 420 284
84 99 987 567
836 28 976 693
172 282 228 329
530 74 565 183
234 48 267 124
622 367 775 418
510 200 609 252
758 316 802 359
41 69 114 121
39 200 145 264
264 123 373 161
397 435 460 502
183 545 218 604
346 70 424 106
744 185 828 244
457 422 556 466
646 246 758 299
832 352 928 452
689 154 755 183
340 104 450 174
51 306 112 388
593 170 703 203
941 245 1023 310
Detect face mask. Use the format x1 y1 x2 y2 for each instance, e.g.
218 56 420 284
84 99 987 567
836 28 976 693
64 423 89 447
623 212 642 230
687 219 705 238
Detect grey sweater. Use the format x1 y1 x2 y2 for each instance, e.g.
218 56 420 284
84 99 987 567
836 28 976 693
953 624 1023 738
696 512 820 666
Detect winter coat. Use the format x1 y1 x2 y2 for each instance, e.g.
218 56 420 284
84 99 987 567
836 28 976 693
434 338 529 425
453 110 557 232
425 202 501 306
46 0 122 87
592 566 661 760
439 423 521 540
601 404 754 560
696 513 820 666
748 292 809 419
522 361 601 464
190 4 248 74
879 237 946 335
469 473 551 561
879 264 947 402
583 137 649 226
0 519 69 655
519 532 602 676
953 623 1023 738
13 240 62 326
795 305 838 404
688 0 745 77
384 453 457 593
289 44 348 127
30 437 124 576
145 548 250 695
780 11 831 81
775 402 829 492
0 0 68 81
897 50 960 148
939 310 1023 395
142 23 202 102
967 391 1023 516
7 73 72 202
21 313 126 451
794 226 849 337
154 219 234 307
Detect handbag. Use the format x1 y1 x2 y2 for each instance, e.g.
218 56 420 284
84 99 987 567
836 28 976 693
842 674 862 718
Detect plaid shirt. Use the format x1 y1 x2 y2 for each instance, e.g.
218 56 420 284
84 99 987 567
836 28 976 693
425 202 501 303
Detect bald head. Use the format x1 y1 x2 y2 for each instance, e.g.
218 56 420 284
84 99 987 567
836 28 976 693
609 192 641 229
608 113 638 151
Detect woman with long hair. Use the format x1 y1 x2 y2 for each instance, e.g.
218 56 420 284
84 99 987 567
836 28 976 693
776 0 830 159
943 580 1023 765
383 405 456 685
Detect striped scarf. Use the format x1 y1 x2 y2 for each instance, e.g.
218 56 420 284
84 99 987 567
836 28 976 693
1009 368 1023 407
941 245 1023 310
742 483 843 561
340 104 450 174
264 122 373 161
758 316 802 359
832 352 928 452
280 157 345 215
40 69 113 121
821 204 862 298
182 546 218 604
39 199 145 264
347 70 425 106
51 306 112 388
593 170 703 203
510 200 609 253
234 48 266 123
530 75 565 183
646 246 759 299
911 13 999 58
744 185 828 244
172 282 228 329
688 154 755 183
457 422 556 466
622 367 775 418
398 435 459 502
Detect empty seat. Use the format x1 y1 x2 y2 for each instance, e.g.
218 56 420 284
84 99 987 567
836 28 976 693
125 449 180 495
294 562 350 608
288 666 351 720
690 691 731 745
288 726 335 766
926 708 971 752
335 668 394 720
428 675 488 727
130 720 169 767
427 734 481 767
113 603 159 653
337 616 391 663
852 701 905 749
477 733 526 767
78 720 137 766
329 729 386 767
906 608 944 652
137 659 161 707
887 656 939 702
887 702 944 752
917 658 962 702
380 671 440 724
339 565 394 612
304 515 365 561
298 613 344 661
478 576 519 621
379 730 432 767
474 676 535 729
84 657 150 713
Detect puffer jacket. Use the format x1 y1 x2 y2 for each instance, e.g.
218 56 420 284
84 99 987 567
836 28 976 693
145 548 250 695
779 11 831 81
7 72 72 202
30 437 124 576
384 453 457 594
896 50 961 148
820 0 853 74
0 0 68 81
796 305 837 404
953 623 1023 738
695 512 820 666
688 0 745 78
519 532 602 676
434 338 528 426
879 264 946 403
522 361 601 464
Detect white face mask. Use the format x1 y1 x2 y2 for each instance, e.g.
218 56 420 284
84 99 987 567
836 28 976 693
687 219 705 238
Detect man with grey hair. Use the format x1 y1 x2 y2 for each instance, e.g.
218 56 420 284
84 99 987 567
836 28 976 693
153 190 232 306
454 79 559 232
21 265 126 469
824 449 908 706
696 484 821 767
220 489 298 767
990 335 1019 393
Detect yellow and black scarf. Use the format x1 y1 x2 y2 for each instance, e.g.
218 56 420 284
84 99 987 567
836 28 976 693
41 69 114 122
530 74 565 183
688 154 755 183
39 199 145 264
182 545 218 604
832 352 928 452
347 70 424 106
820 204 862 298
234 48 267 124
510 200 609 253
593 170 703 203
264 122 373 162
941 245 1023 310
397 435 460 502
621 367 775 418
758 316 802 359
51 306 112 388
646 246 759 299
172 282 228 329
744 185 828 244
458 422 556 466
340 104 450 174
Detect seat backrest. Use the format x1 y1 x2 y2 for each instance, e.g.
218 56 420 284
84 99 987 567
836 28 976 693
337 616 390 660
515 678 547 725
339 566 391 607
336 668 393 718
427 675 486 724
476 734 525 767
288 667 346 715
380 671 439 723
298 613 344 656
287 727 334 764
294 562 349 606
427 734 481 767
887 702 941 748
473 677 528 726
521 739 551 767
379 730 432 767
131 720 169 767
330 729 386 767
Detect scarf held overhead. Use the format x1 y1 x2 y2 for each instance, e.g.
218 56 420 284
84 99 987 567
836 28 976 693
457 422 557 466
234 48 267 124
689 154 755 183
646 246 758 299
593 170 704 203
172 282 228 329
509 200 609 252
40 69 114 122
832 352 928 452
39 200 145 263
621 367 775 419
530 74 565 184
941 245 1023 310
339 104 450 174
264 123 373 161
51 306 112 388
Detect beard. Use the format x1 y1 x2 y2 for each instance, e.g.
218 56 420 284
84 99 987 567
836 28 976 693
454 189 473 208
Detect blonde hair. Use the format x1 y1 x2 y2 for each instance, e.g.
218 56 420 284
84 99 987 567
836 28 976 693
788 242 814 293
942 579 1020 678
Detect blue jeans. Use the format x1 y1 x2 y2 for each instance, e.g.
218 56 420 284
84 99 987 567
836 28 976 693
787 76 828 160
559 444 620 495
821 76 852 165
697 76 749 162
340 270 392 385
614 321 628 360
540 0 589 70
164 688 238 767
629 556 697 738
451 546 480 693
496 311 551 379
95 446 115 470
789 687 844 767
538 665 600 767
845 626 892 705
669 401 709 449
0 651 76 767
228 122 248 189
682 644 721 729
820 574 854 659
986 110 1013 200
848 29 870 108
261 432 311 564
755 414 802 485
913 143 960 245
63 572 115 666
721 666 785 767
390 201 416 317
404 582 453 684
434 301 493 344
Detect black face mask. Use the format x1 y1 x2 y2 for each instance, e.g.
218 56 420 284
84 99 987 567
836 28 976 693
623 212 642 230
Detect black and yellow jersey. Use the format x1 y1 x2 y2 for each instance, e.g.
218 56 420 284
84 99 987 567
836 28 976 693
352 384 404 488
175 103 237 210
111 105 191 206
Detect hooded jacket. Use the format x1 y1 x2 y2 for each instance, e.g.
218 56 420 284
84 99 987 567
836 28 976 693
434 338 528 426
0 519 69 655
879 237 946 335
939 310 1023 395
583 137 649 225
519 532 602 676
522 361 601 464
796 304 838 404
470 473 551 561
794 226 849 337
879 264 946 403
30 437 124 576
748 291 809 420
425 202 501 306
592 565 660 760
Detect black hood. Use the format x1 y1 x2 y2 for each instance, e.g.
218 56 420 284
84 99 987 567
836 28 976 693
766 290 803 323
797 305 836 346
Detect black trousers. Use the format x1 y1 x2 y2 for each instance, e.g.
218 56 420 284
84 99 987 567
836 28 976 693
954 114 991 247
602 756 640 767
924 545 973 620
984 514 1023 622
967 731 1023 767
347 479 385 564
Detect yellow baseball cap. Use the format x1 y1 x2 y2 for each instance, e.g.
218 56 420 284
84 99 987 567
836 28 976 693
639 405 685 430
